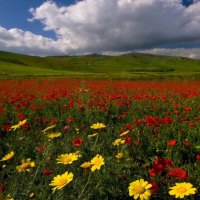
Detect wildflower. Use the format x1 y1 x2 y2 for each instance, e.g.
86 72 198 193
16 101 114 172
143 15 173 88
56 153 79 165
16 158 35 172
183 140 191 148
0 183 6 194
4 194 14 200
1 151 15 161
36 145 45 152
168 140 177 146
168 168 188 179
3 125 11 132
196 154 200 161
47 132 61 139
125 136 132 144
115 153 124 159
10 119 27 131
43 169 53 176
88 133 97 138
120 130 129 136
49 172 73 193
81 162 92 169
73 138 84 147
90 154 105 172
41 124 56 133
113 138 125 146
169 182 196 199
149 157 173 176
66 118 74 123
149 181 158 194
90 123 106 129
129 179 152 200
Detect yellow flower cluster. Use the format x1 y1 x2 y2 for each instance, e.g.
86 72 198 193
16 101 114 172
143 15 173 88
128 179 197 200
81 154 105 172
16 158 35 172
113 138 125 146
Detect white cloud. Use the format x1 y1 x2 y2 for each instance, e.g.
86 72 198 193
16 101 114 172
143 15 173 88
1 0 200 55
0 26 63 55
138 48 200 59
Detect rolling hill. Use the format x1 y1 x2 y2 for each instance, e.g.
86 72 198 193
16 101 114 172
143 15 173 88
0 51 200 80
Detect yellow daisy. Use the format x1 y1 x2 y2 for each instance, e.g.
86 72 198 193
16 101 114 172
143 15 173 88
41 124 56 133
90 154 105 172
90 123 106 129
56 153 79 165
113 138 125 146
16 158 35 172
129 179 152 200
49 172 73 193
4 194 14 200
169 182 197 199
120 130 129 136
10 119 27 131
47 132 61 139
88 133 98 138
1 151 15 161
115 153 124 159
81 162 92 169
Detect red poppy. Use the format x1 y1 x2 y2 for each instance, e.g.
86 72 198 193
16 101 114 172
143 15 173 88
73 138 84 147
189 122 196 127
153 128 160 134
134 140 140 145
117 115 124 120
168 168 188 179
17 113 26 120
3 125 11 132
149 181 158 194
66 118 75 123
149 157 173 176
183 140 191 148
0 183 6 194
125 137 131 144
50 119 57 124
43 169 53 176
36 145 45 152
174 110 180 114
196 154 200 161
63 125 70 131
126 124 133 130
184 107 191 111
167 140 177 146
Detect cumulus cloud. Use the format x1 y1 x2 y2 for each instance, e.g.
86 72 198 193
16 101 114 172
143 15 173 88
1 0 200 55
0 26 64 55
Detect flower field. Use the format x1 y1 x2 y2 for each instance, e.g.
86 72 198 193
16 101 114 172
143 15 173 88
0 79 200 200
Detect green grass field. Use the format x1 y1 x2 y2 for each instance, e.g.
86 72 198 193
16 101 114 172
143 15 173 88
0 51 200 80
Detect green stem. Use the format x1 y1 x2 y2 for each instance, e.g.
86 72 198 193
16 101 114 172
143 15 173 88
92 133 99 150
78 173 92 199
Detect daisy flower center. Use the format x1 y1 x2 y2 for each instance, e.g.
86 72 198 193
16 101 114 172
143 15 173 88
58 178 68 186
177 187 187 193
134 185 146 194
21 163 31 169
63 157 71 163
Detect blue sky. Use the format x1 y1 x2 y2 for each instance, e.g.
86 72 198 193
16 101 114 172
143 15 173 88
0 0 76 39
0 0 200 58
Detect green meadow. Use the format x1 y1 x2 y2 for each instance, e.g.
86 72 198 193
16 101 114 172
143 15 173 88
0 51 200 80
